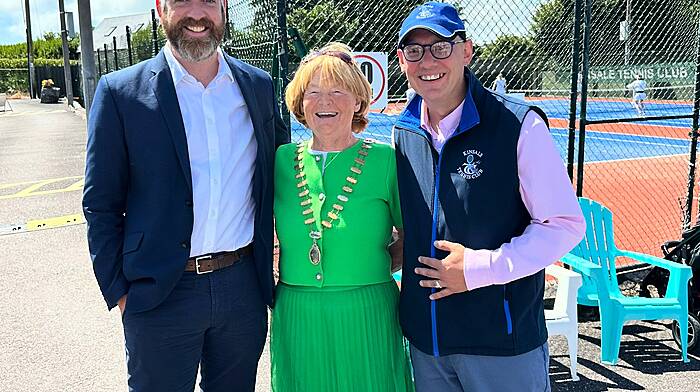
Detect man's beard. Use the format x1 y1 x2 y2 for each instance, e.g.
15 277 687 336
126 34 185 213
162 16 225 62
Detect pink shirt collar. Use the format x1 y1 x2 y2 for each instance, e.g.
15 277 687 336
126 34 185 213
420 100 465 152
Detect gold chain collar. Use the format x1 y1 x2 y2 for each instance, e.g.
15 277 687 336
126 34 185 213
294 138 374 265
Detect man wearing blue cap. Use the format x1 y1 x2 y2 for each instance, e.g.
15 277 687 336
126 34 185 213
392 2 586 391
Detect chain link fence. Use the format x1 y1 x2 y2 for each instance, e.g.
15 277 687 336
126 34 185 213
574 0 700 257
89 1 700 259
226 0 700 258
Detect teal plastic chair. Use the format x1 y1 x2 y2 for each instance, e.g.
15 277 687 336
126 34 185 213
561 197 692 364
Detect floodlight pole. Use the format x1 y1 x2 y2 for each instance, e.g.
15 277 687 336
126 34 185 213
24 0 37 98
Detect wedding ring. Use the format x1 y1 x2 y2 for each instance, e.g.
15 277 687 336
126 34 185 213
434 280 442 289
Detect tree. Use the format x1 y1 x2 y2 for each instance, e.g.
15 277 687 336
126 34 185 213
223 1 279 71
287 0 358 57
479 35 537 61
530 0 574 68
0 33 80 60
284 0 424 97
530 0 699 68
131 23 166 63
473 35 539 90
626 0 698 64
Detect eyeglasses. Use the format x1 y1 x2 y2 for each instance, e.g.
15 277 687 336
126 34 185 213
400 40 464 62
301 50 354 65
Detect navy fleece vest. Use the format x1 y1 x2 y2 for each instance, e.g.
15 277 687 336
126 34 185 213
393 69 549 356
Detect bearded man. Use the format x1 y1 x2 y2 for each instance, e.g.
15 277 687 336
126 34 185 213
82 0 289 390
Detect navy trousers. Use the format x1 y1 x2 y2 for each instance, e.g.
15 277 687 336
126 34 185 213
121 257 267 392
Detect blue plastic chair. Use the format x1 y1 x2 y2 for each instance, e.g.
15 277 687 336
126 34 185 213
561 197 692 364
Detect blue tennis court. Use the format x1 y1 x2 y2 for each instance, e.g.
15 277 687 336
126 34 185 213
291 107 691 164
530 97 694 129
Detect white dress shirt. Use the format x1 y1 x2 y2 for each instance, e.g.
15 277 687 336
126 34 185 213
164 45 257 257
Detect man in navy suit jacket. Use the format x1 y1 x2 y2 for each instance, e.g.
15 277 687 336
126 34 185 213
82 1 289 390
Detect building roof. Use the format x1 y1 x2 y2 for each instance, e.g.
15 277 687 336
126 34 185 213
92 12 157 51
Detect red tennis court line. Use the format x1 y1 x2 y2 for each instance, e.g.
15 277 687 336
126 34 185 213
548 118 688 139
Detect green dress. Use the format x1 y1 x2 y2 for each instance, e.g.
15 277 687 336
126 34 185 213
271 138 414 392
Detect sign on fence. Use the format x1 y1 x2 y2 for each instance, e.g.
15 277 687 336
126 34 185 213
588 63 695 85
353 52 388 111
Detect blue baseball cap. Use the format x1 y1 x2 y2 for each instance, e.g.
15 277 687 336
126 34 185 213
398 2 466 46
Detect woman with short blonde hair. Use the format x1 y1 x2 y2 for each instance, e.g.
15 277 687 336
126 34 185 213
270 42 413 392
285 43 372 134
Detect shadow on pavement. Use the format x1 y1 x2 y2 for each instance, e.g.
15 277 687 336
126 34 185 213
549 320 699 391
577 322 699 373
550 355 645 391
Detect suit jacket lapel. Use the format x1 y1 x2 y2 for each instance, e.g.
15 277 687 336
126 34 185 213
149 52 193 193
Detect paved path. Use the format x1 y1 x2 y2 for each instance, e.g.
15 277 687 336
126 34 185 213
0 99 697 391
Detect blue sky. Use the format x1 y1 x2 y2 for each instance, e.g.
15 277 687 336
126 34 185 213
1 0 546 46
1 0 153 45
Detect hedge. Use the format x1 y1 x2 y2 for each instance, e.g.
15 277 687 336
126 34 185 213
0 58 79 68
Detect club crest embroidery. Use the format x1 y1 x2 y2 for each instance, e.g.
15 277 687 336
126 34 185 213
457 150 484 180
416 5 435 19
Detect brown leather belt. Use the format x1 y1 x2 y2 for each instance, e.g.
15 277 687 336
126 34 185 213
185 244 253 274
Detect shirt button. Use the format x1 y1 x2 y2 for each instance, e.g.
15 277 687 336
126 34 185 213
315 273 322 281
319 193 325 201
185 201 193 207
181 242 189 249
315 156 321 162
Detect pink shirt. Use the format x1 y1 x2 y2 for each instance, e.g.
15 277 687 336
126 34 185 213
421 102 585 290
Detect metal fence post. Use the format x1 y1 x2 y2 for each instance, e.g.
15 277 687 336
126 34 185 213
113 36 119 70
126 26 134 66
104 43 110 73
575 0 593 197
276 0 290 130
96 49 102 75
686 18 700 228
225 3 231 40
567 0 583 182
58 0 74 106
152 9 160 57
